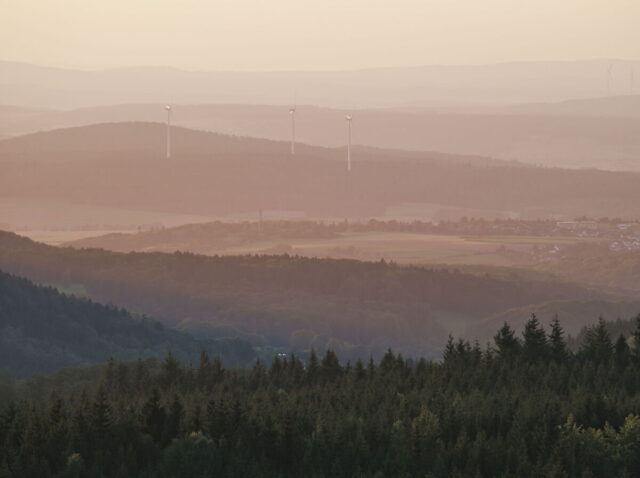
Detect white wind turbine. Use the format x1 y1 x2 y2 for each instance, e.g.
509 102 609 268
345 114 353 171
289 105 296 155
164 105 172 159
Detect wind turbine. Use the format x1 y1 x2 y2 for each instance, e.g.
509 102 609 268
164 105 172 159
289 105 296 155
607 64 613 94
345 114 353 171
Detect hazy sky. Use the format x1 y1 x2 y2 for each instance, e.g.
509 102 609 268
1 0 639 71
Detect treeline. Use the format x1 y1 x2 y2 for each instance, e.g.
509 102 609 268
570 315 640 351
67 220 342 253
1 316 640 477
0 270 255 378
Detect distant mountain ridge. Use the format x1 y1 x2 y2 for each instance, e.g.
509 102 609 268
2 59 638 109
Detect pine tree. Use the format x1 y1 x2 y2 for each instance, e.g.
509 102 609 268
163 394 183 446
443 334 456 363
320 350 341 380
307 350 319 382
90 387 112 440
160 352 181 389
522 314 548 361
353 359 366 381
548 315 568 363
494 323 520 361
614 334 630 370
142 388 166 442
582 318 613 363
197 350 210 389
632 313 640 359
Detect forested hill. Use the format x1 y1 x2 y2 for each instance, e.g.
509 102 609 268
1 316 640 476
0 269 255 378
0 231 613 360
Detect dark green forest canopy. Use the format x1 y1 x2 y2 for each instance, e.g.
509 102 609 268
0 231 608 359
2 316 640 477
0 270 255 378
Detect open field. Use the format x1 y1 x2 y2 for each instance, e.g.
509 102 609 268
63 228 601 267
225 232 599 266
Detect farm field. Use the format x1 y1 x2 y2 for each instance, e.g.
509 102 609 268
240 232 597 266
64 228 600 267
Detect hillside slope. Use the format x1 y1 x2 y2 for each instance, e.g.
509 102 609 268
0 269 255 378
0 231 619 359
0 121 494 166
0 121 309 157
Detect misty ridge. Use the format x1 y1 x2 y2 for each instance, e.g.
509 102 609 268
3 59 640 109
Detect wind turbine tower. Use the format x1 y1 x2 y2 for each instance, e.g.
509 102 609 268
289 105 296 155
345 114 353 171
164 105 172 159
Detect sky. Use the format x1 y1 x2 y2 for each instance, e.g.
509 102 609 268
1 0 639 71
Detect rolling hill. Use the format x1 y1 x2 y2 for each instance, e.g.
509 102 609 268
0 230 624 360
0 269 255 378
2 123 640 227
0 120 495 166
2 100 640 171
0 121 315 157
